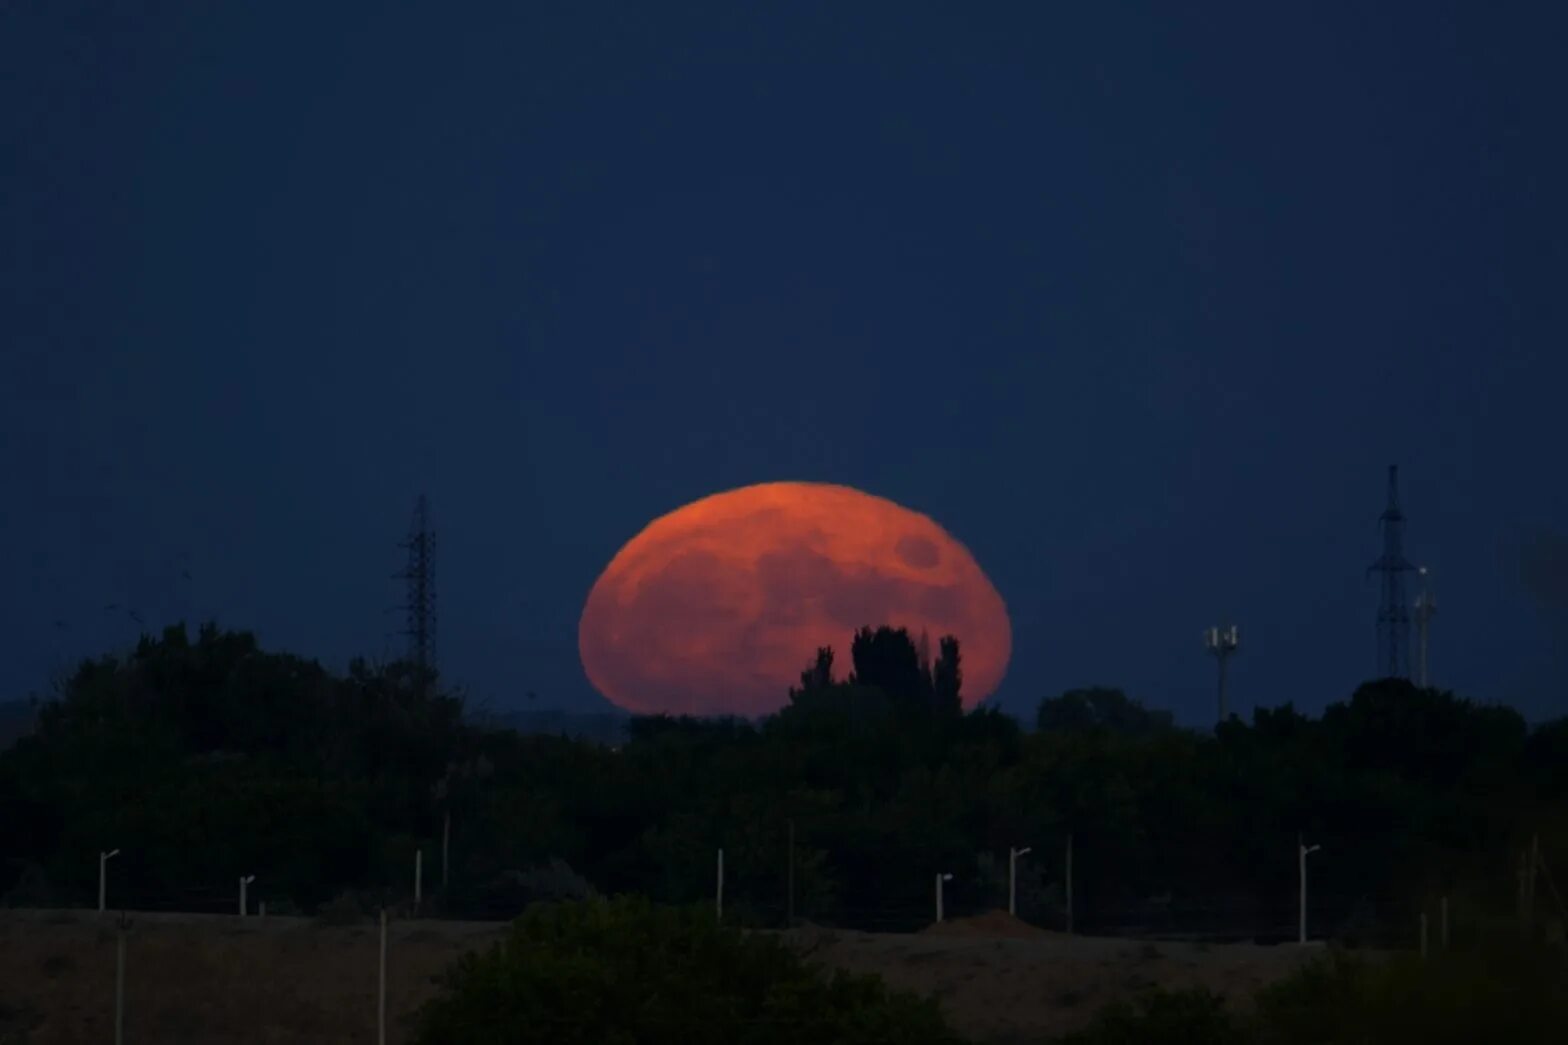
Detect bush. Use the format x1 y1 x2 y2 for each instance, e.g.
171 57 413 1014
1251 944 1568 1045
412 894 967 1045
1056 987 1244 1045
312 889 371 926
0 862 53 908
507 856 597 902
1056 944 1568 1045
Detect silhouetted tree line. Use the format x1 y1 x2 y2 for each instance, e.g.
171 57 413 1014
1 621 1564 943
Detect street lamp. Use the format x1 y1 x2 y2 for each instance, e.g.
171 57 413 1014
935 873 954 923
1298 835 1321 944
239 875 256 917
99 849 120 913
1009 847 1032 917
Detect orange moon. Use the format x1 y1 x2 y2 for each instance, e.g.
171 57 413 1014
578 481 1012 717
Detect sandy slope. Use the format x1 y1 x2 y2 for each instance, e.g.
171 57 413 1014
0 908 1335 1044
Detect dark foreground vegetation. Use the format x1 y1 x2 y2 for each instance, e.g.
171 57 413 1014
2 622 1564 938
409 895 1568 1044
1058 942 1568 1045
413 894 963 1045
1 622 1564 1040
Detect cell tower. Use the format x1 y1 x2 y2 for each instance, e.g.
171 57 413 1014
1204 624 1240 725
1367 465 1415 679
396 495 437 696
1413 566 1436 688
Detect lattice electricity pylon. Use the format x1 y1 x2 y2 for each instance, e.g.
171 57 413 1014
1366 465 1415 679
394 495 437 695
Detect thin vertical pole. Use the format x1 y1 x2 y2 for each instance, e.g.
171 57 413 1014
1298 834 1307 945
1440 895 1449 948
114 918 126 1045
1009 850 1017 918
414 849 422 913
99 855 107 914
1065 834 1074 934
1217 653 1229 724
935 874 944 923
442 810 450 890
378 909 387 1045
1420 912 1428 959
1418 618 1429 688
786 819 795 928
716 849 724 923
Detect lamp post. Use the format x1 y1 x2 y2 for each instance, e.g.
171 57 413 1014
442 810 451 890
378 908 388 1045
239 875 255 917
935 873 954 923
1298 835 1321 944
1009 846 1032 917
99 849 120 913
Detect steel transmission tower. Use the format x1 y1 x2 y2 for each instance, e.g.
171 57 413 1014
1413 566 1436 688
396 495 437 696
1204 625 1239 725
1367 465 1415 679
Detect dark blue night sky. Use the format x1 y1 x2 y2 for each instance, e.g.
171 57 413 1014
5 3 1566 726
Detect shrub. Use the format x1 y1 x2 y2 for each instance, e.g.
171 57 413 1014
412 894 967 1045
1056 987 1245 1045
508 856 596 902
1056 943 1568 1045
0 862 52 908
1251 943 1568 1045
312 889 371 926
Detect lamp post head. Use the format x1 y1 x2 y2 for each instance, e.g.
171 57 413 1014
1302 844 1321 856
102 849 119 860
241 875 255 885
940 873 953 882
1015 846 1032 857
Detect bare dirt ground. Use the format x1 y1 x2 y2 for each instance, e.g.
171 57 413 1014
0 908 1341 1044
793 910 1337 1044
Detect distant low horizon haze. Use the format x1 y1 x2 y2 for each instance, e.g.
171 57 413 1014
4 4 1565 726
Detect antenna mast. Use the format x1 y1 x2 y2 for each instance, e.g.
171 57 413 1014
1204 624 1240 726
1413 566 1436 688
396 495 437 697
1367 465 1415 679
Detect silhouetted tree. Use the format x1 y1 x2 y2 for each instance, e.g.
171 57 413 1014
1036 686 1174 736
848 626 933 713
792 646 836 696
932 636 962 717
4 620 1565 942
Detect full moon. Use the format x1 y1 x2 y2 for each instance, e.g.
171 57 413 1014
578 481 1012 717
